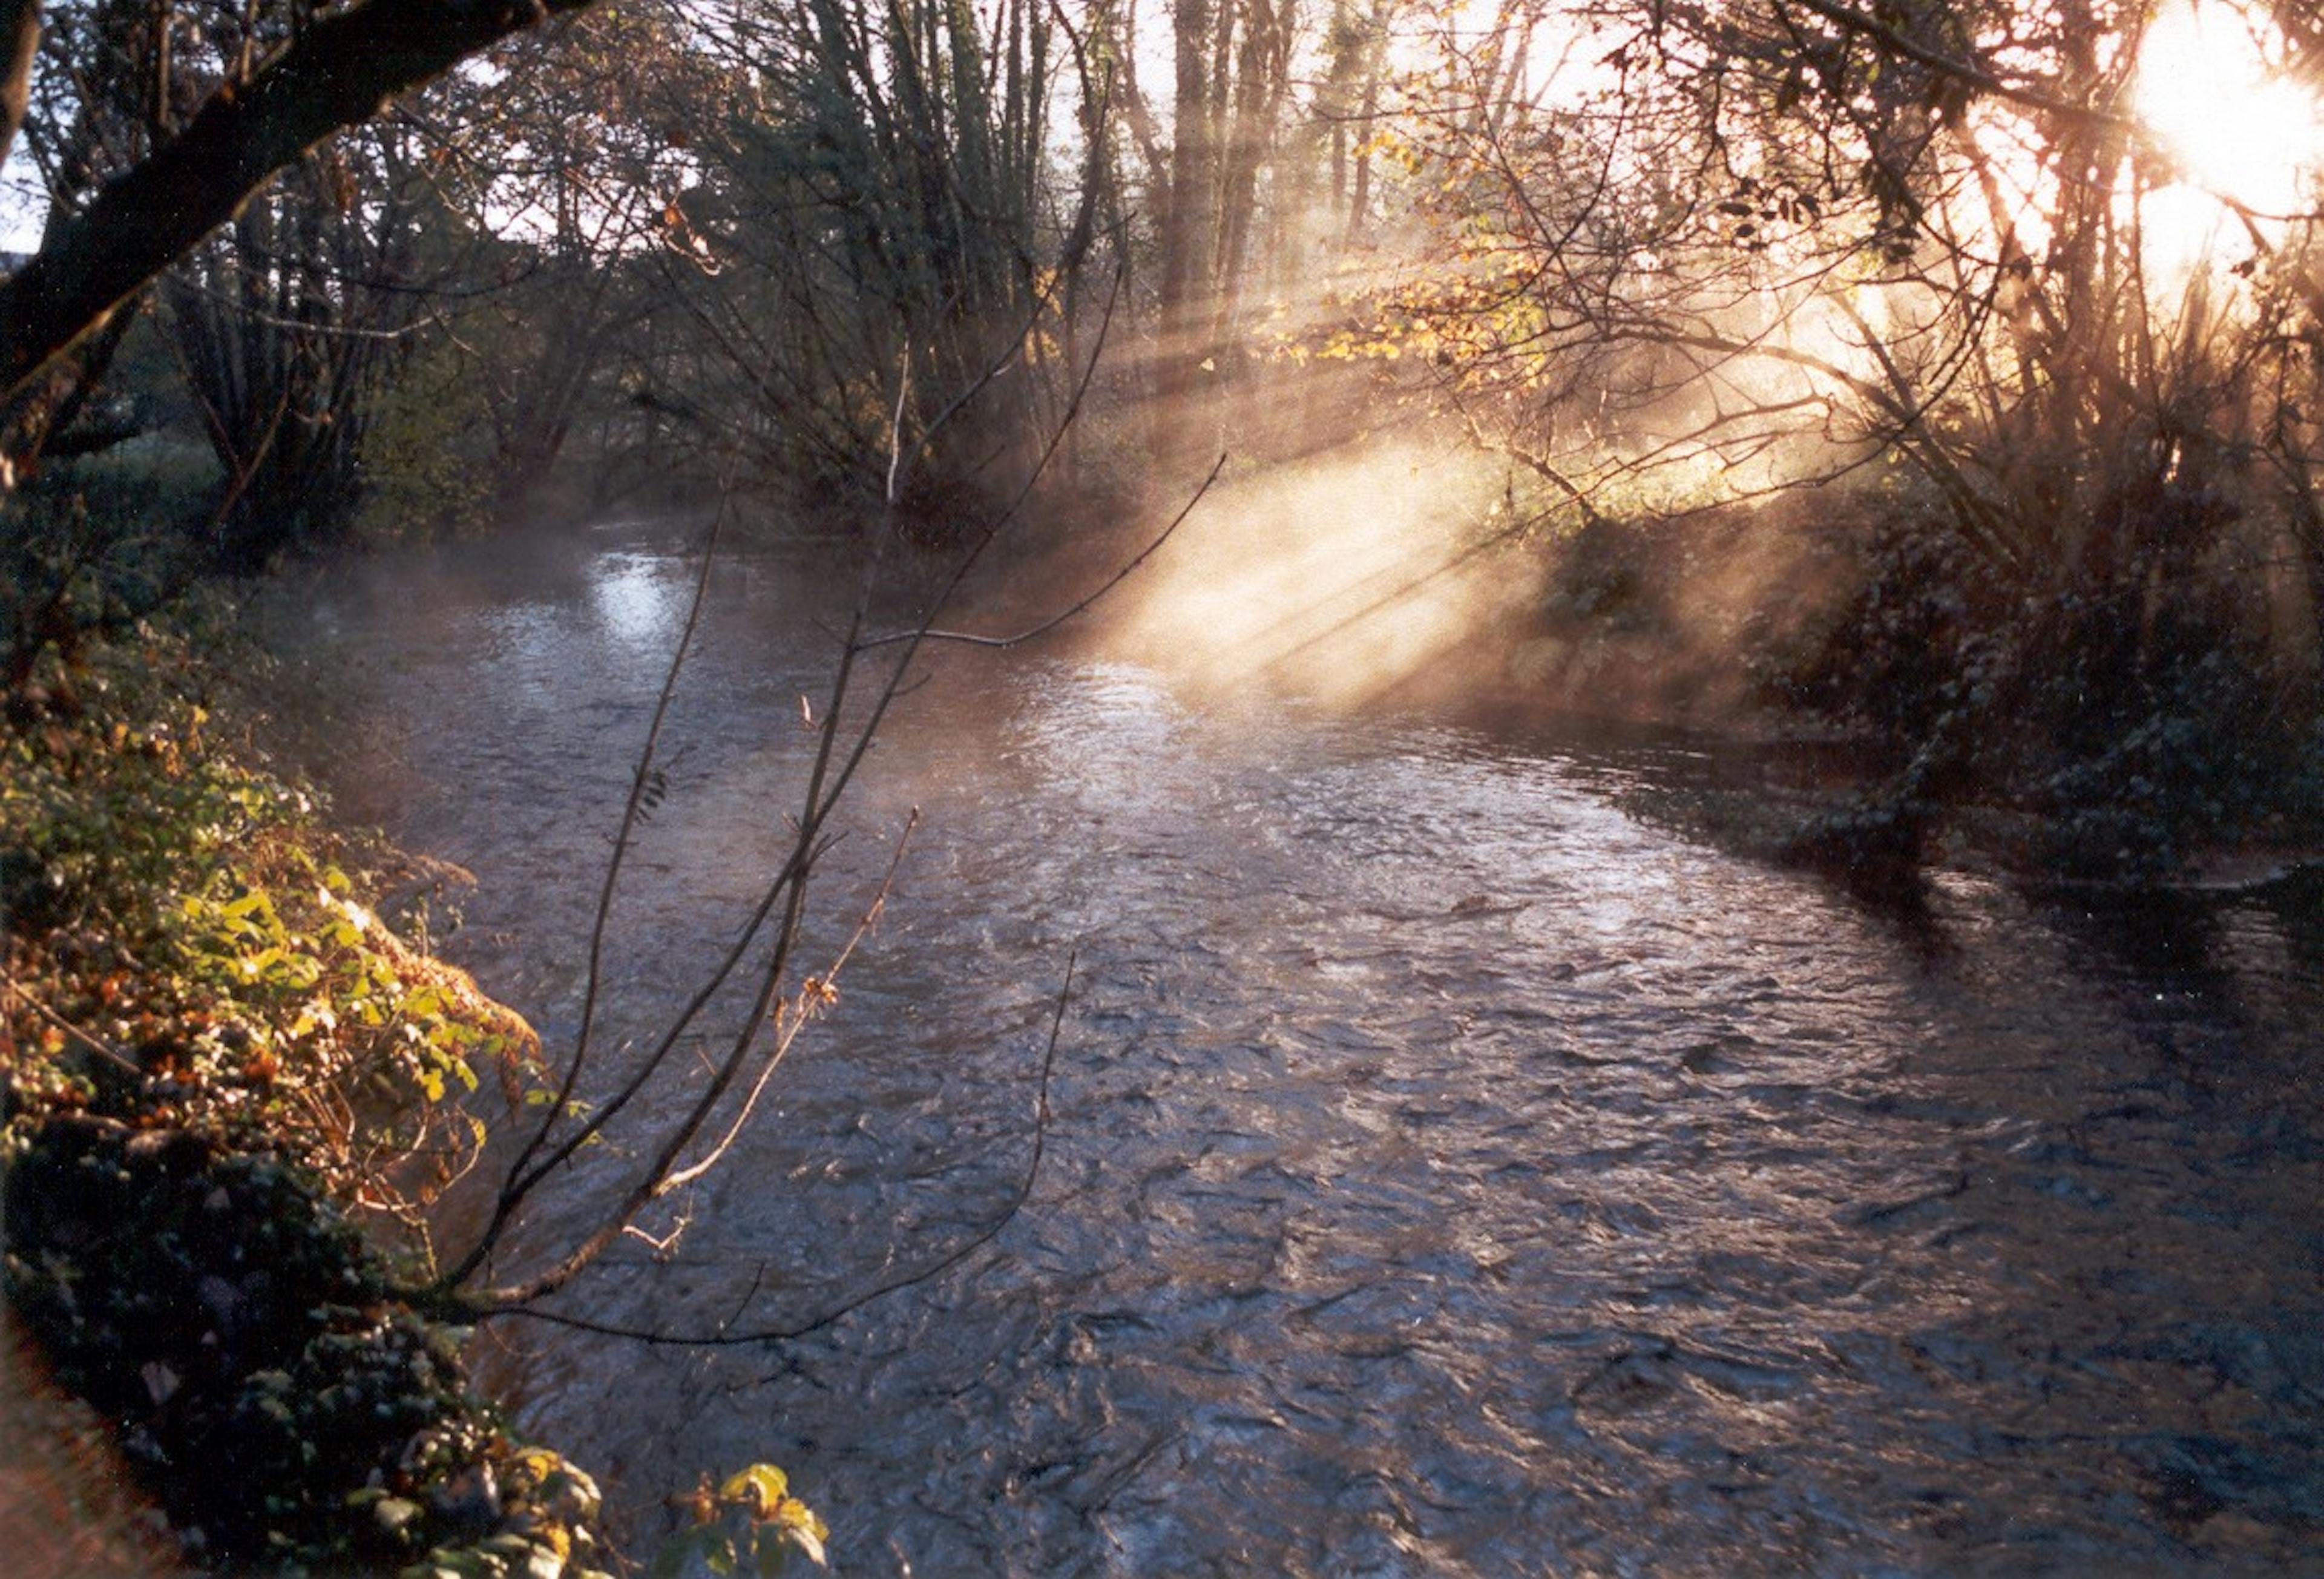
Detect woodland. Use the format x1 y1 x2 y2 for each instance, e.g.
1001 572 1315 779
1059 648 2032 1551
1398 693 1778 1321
0 0 2319 869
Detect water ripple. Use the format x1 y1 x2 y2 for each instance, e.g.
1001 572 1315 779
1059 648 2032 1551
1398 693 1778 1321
264 534 2324 1576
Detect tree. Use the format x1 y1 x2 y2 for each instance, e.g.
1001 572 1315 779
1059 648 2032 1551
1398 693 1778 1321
390 5 711 522
0 0 615 473
1351 0 2323 868
620 0 1109 534
164 130 467 565
1108 0 1310 464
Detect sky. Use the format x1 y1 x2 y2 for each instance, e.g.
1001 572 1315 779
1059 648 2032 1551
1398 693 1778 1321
2 146 42 252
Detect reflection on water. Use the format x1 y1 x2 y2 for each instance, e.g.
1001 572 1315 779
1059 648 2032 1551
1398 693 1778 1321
585 553 687 657
262 527 2324 1576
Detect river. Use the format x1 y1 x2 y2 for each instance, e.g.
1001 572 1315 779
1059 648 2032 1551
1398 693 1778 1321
260 520 2324 1575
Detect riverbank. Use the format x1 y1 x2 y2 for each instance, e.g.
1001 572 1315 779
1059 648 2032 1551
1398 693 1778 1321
1 1296 186 1574
1486 493 2324 886
1 609 614 1574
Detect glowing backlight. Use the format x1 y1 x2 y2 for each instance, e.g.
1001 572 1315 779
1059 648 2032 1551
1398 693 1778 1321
2135 0 2324 217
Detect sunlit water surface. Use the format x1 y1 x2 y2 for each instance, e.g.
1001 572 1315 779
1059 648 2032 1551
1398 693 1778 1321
260 525 2324 1575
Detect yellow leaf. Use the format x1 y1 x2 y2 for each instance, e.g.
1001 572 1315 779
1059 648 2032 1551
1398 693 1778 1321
720 1463 789 1520
773 1498 829 1566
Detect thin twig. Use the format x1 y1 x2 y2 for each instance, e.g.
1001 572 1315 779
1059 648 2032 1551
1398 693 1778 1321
452 343 918 1308
442 257 1137 1310
0 968 142 1074
442 496 727 1292
856 452 1227 651
488 949 1078 1349
657 809 921 1195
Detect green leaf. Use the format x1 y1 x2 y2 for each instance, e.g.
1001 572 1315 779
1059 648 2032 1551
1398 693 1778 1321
719 1464 792 1520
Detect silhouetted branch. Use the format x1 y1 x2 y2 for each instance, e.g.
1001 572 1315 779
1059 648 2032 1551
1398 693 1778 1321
463 499 728 1276
0 0 606 413
657 810 920 1195
857 451 1227 651
485 951 1077 1348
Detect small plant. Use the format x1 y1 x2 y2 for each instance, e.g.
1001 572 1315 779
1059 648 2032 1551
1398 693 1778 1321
652 1463 830 1577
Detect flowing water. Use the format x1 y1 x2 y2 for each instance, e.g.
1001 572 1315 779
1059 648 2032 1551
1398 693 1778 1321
263 522 2324 1576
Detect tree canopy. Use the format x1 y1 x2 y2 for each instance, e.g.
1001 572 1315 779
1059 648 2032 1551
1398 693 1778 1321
4 0 2319 858
0 0 606 424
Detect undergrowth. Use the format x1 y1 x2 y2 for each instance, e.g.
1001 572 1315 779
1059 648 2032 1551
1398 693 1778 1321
1517 479 2324 885
0 599 611 1575
1771 493 2324 883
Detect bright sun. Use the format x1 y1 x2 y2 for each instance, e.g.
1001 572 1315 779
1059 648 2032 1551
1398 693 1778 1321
2135 0 2324 220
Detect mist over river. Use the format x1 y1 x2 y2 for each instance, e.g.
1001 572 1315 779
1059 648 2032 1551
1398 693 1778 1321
260 520 2324 1575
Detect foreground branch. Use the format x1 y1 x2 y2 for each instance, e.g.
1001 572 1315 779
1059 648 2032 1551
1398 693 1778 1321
0 0 600 410
484 951 1077 1348
857 453 1227 651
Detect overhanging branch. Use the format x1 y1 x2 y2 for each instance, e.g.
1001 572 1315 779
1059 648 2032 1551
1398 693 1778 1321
0 0 600 409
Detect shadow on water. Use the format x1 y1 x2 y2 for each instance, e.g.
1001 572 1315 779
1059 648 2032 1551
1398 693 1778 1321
260 531 2324 1577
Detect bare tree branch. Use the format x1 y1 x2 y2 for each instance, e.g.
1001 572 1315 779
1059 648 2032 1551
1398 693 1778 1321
1779 0 2136 132
491 499 730 1212
486 951 1078 1350
858 451 1227 651
0 0 604 410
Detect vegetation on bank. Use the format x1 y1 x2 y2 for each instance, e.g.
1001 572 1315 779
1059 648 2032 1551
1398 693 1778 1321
1 517 836 1574
1495 482 2324 885
0 580 620 1574
1774 501 2324 885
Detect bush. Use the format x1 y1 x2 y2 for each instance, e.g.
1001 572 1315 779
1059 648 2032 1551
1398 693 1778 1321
2 609 603 1575
1774 482 2324 882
